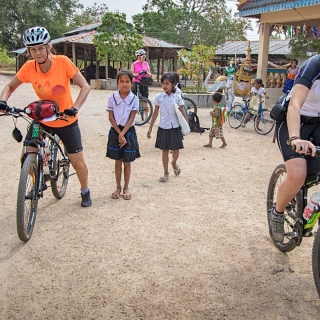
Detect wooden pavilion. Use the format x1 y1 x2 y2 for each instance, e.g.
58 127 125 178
237 0 320 82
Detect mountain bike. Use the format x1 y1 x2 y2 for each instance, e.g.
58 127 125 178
135 77 154 126
1 105 71 242
267 147 320 296
228 96 275 135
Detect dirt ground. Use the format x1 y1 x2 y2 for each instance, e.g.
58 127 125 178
1 73 320 319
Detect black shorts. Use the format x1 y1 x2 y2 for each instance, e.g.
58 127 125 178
133 82 149 98
276 119 320 162
26 121 83 154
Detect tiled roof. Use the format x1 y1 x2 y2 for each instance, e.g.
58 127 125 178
215 40 291 55
239 0 320 17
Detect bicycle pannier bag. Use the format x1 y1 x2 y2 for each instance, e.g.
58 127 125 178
25 100 59 120
140 77 153 86
270 92 290 123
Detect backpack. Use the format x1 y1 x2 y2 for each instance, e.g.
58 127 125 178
188 111 206 133
270 92 290 123
211 104 226 126
220 105 227 125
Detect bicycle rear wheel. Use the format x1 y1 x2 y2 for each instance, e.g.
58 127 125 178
16 155 39 242
228 104 245 129
266 164 304 252
50 135 70 199
135 98 153 126
183 97 197 114
312 227 320 297
254 109 275 135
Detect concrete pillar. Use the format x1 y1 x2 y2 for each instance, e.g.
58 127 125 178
257 23 270 82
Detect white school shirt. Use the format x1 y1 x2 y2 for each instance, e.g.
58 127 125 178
106 90 138 126
154 91 184 129
251 86 266 96
175 84 182 97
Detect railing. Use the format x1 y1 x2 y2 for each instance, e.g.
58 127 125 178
265 69 287 89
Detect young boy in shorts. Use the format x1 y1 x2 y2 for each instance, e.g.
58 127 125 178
203 92 227 149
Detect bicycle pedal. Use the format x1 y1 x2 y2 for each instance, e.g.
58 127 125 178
42 183 48 191
59 159 69 165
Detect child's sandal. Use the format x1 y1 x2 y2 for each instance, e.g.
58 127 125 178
171 162 181 176
159 174 168 182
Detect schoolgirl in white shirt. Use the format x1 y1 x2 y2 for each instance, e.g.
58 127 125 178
106 70 140 200
147 72 188 182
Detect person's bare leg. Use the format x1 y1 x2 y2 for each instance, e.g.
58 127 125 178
275 158 306 212
160 150 169 181
123 162 131 200
219 137 227 148
111 159 122 198
68 151 89 190
204 136 213 147
171 150 181 175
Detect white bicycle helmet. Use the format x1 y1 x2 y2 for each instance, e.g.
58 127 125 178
135 49 146 56
23 26 51 47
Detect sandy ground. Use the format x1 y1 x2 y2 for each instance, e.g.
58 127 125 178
0 73 320 319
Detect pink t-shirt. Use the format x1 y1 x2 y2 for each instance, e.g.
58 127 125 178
132 60 149 83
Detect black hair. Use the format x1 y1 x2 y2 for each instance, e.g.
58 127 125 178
291 59 298 66
254 78 264 88
116 69 133 83
160 72 176 93
212 92 223 103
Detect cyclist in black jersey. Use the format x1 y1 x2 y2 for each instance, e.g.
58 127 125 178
271 54 320 242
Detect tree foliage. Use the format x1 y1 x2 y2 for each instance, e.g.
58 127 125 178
178 44 216 92
0 0 82 50
93 12 143 63
69 3 109 30
133 0 251 47
288 35 320 59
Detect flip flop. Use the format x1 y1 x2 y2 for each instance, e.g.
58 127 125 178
111 189 121 199
123 191 132 200
159 174 169 182
171 162 181 176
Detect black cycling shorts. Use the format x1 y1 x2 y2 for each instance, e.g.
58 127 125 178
276 120 320 162
133 82 149 98
26 120 83 154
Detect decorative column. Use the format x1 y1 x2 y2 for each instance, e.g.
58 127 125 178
257 23 270 82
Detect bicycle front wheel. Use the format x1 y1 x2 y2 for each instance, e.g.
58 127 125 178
312 228 320 297
16 155 39 242
254 109 275 135
266 164 304 252
228 104 245 129
135 98 153 126
50 135 70 199
183 97 197 114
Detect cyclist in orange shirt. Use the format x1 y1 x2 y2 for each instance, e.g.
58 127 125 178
0 26 92 207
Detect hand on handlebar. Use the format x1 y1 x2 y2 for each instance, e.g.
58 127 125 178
291 139 316 157
63 107 78 117
0 100 8 113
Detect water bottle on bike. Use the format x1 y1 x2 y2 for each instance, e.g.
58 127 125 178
304 192 320 220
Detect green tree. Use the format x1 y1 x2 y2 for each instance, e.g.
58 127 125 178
288 35 320 59
133 0 251 47
0 0 82 50
93 12 143 78
178 44 216 92
69 3 109 29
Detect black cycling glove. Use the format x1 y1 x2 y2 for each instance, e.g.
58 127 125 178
64 107 78 117
0 100 8 111
139 70 147 75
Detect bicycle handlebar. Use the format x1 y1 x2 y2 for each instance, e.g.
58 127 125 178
4 106 68 120
292 145 320 157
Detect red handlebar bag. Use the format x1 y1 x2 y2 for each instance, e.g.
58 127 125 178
24 100 59 120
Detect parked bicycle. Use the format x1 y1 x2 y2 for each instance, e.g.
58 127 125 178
182 95 197 115
267 146 320 296
1 105 71 242
228 95 275 135
135 74 154 126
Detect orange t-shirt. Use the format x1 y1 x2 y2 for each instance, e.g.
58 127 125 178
16 55 79 128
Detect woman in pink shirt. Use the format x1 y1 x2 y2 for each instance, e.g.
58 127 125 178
130 49 152 99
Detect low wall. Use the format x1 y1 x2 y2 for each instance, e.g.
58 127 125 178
90 79 118 90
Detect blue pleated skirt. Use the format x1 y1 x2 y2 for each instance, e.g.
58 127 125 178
155 127 184 150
